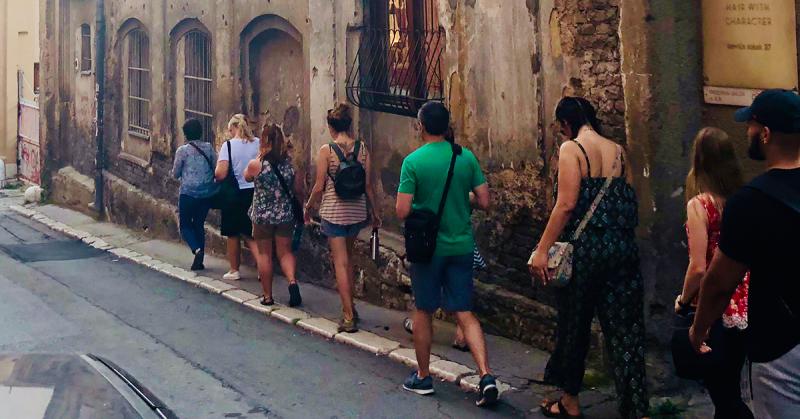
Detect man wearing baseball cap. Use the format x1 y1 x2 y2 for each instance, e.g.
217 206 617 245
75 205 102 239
690 89 800 418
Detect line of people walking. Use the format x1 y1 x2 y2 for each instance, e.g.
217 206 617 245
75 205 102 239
172 106 379 324
171 91 798 416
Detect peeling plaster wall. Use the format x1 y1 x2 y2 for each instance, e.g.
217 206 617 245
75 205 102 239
42 0 311 205
309 0 629 348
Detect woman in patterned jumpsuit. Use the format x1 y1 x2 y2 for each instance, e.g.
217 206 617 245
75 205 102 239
530 97 649 419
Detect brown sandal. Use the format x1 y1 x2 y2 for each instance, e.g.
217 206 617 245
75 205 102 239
541 399 584 419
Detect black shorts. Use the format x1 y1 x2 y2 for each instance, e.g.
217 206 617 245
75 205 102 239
220 188 254 238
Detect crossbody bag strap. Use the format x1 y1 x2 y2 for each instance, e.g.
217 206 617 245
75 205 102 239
226 141 235 179
187 142 215 177
267 160 303 223
570 145 621 241
436 143 460 224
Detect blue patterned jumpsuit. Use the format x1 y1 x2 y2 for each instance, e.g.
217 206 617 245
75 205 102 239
544 141 649 419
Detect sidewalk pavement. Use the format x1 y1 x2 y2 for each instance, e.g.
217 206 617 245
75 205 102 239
4 197 714 418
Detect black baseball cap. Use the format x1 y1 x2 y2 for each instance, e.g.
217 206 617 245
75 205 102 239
734 89 800 133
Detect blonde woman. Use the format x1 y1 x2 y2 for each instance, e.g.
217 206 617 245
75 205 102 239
215 114 261 280
305 103 381 332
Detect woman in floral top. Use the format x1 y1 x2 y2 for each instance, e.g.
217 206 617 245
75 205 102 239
676 127 752 419
244 124 303 307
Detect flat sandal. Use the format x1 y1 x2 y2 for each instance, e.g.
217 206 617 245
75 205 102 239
541 399 584 419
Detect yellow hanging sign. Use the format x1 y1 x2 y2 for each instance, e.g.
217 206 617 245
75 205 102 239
703 0 798 91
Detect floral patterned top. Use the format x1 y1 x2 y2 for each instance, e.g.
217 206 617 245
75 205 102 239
688 194 749 329
249 158 296 226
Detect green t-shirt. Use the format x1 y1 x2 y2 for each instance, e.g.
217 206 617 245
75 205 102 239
398 141 487 257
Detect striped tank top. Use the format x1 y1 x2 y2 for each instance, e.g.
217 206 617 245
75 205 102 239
319 141 368 226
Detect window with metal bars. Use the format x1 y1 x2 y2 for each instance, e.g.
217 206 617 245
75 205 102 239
182 31 213 143
80 24 92 72
346 0 445 117
127 29 151 139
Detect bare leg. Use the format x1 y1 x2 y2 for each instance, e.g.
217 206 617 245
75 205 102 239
226 237 241 272
454 325 466 345
275 236 297 284
412 309 434 378
255 239 274 298
455 311 492 377
329 237 354 319
244 237 260 262
346 236 357 309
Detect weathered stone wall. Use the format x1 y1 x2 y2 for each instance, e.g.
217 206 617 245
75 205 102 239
43 0 690 347
41 0 311 206
303 0 626 348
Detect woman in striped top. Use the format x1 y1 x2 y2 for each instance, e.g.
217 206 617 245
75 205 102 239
305 103 381 333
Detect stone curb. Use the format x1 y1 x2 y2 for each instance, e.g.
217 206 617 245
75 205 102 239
9 204 513 396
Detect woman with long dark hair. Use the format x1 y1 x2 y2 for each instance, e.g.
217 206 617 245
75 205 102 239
676 127 752 418
244 124 303 307
529 97 649 418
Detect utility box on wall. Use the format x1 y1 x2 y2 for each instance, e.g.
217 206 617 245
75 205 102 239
702 0 799 105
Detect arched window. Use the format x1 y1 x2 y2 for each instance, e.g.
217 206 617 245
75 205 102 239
181 31 213 143
127 29 151 140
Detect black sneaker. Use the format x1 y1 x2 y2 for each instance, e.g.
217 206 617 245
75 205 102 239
190 250 205 271
402 371 434 395
288 283 302 307
476 374 499 407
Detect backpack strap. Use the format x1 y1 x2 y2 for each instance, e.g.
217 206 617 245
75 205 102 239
747 173 800 215
353 141 362 163
329 142 348 163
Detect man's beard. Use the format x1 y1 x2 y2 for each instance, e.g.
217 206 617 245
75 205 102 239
748 131 766 161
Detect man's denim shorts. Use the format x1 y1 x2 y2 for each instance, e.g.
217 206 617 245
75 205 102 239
321 219 368 238
410 254 474 313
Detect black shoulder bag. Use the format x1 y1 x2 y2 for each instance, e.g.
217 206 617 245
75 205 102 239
267 159 304 251
207 141 240 210
404 143 462 264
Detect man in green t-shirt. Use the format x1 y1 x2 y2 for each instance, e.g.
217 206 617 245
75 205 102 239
396 101 498 407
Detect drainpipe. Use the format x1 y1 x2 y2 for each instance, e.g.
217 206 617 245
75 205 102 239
93 0 106 215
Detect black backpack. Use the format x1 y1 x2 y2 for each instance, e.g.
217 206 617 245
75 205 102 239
328 141 366 200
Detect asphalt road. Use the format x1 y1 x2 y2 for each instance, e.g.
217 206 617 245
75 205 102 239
0 208 525 419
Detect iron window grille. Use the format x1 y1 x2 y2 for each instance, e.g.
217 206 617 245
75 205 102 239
346 0 445 117
80 24 92 72
183 31 213 143
127 29 151 139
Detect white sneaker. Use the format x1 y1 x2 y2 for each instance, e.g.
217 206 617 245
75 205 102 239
222 270 241 281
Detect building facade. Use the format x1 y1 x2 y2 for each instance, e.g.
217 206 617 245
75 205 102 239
40 0 800 349
1 0 40 181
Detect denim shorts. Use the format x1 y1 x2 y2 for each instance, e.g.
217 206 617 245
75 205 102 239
410 254 474 313
321 219 368 238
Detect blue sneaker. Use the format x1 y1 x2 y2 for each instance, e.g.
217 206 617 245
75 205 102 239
402 371 434 395
476 374 499 407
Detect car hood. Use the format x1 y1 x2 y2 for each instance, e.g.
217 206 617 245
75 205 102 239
0 353 142 418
